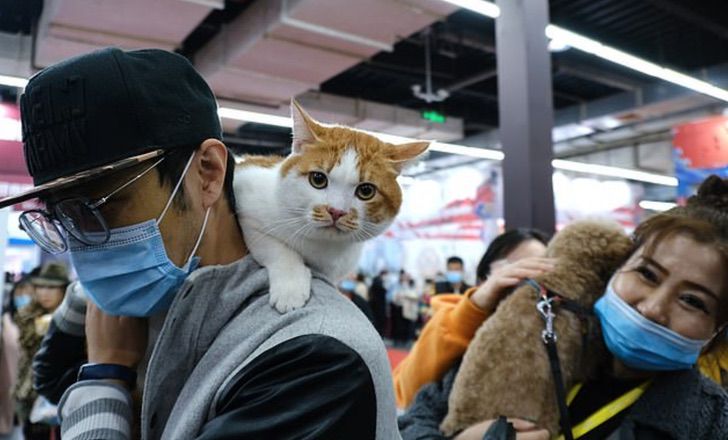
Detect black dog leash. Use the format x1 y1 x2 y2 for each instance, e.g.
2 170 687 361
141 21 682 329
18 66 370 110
524 278 594 440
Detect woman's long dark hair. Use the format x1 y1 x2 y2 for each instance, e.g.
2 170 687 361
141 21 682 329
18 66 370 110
476 228 550 283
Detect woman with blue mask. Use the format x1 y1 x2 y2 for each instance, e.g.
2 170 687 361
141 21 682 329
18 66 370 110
400 175 728 440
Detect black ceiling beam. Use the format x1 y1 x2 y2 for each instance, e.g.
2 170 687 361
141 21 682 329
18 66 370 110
437 31 496 54
436 23 642 95
552 90 585 104
554 60 641 91
364 61 454 81
449 87 498 102
644 0 728 41
445 68 498 92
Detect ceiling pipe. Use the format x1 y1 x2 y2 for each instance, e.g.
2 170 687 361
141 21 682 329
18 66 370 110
445 68 497 92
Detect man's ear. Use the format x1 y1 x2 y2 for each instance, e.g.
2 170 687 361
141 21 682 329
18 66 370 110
195 138 228 210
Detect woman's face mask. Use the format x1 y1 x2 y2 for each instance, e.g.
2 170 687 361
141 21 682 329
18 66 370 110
595 280 709 371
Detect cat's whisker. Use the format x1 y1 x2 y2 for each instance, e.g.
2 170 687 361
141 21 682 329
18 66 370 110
258 216 304 232
265 217 303 229
295 224 316 252
358 222 379 240
287 221 314 251
246 218 306 248
284 207 311 216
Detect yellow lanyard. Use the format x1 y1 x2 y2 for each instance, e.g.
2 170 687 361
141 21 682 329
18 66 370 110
554 380 651 440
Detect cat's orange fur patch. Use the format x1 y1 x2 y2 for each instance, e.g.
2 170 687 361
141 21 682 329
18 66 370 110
337 208 360 231
237 155 284 169
311 205 330 222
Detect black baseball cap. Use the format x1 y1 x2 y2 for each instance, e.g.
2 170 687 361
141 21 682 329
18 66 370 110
0 47 222 208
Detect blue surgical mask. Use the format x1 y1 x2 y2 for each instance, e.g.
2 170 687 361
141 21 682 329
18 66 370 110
594 279 708 371
340 279 357 292
69 152 209 317
14 295 31 310
445 271 463 284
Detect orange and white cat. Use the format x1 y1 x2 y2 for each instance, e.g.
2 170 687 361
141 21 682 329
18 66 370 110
234 101 429 313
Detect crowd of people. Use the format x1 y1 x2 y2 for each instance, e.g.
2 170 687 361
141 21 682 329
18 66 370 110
338 258 473 349
0 47 726 439
1 263 70 440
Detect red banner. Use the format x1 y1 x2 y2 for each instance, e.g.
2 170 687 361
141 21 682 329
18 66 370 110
673 115 728 169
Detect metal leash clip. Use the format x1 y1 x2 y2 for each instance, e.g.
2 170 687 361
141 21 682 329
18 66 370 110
537 296 557 344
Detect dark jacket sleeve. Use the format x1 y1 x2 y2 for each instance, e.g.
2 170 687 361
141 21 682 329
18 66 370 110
398 361 460 440
195 334 377 440
32 320 87 404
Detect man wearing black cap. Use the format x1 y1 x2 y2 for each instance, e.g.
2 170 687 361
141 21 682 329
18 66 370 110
2 48 399 439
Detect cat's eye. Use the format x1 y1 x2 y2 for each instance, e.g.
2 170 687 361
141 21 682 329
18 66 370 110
355 183 377 200
308 171 328 189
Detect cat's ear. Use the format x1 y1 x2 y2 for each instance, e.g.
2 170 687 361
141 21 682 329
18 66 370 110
291 99 322 153
388 141 430 172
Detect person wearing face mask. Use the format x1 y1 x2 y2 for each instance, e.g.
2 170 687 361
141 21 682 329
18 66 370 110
435 256 472 295
0 48 399 440
8 270 37 314
394 229 551 409
399 175 728 440
12 263 69 440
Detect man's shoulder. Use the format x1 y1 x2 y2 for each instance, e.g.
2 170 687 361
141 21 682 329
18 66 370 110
213 273 384 358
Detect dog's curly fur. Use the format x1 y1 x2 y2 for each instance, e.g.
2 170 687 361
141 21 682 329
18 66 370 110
440 220 634 436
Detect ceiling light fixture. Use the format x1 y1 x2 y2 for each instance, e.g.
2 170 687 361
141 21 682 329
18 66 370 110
545 25 728 102
639 200 677 211
218 107 292 128
437 0 728 103
552 159 678 186
439 0 500 18
0 75 28 89
180 0 225 9
547 39 571 52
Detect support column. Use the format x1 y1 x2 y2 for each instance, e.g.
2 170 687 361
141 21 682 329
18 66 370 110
496 0 556 233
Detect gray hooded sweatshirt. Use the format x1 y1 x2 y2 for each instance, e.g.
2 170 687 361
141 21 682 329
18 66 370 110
58 256 400 439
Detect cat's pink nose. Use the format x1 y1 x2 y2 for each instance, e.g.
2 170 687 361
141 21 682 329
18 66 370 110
327 207 347 222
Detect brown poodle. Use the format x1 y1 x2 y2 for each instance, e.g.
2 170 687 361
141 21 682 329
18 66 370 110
440 220 634 437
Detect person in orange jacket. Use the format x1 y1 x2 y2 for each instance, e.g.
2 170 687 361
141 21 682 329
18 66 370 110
393 229 551 409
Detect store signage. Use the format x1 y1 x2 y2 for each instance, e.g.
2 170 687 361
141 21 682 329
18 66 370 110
673 115 728 198
422 109 446 124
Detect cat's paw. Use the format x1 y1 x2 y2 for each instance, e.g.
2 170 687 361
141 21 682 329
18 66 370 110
268 268 312 313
